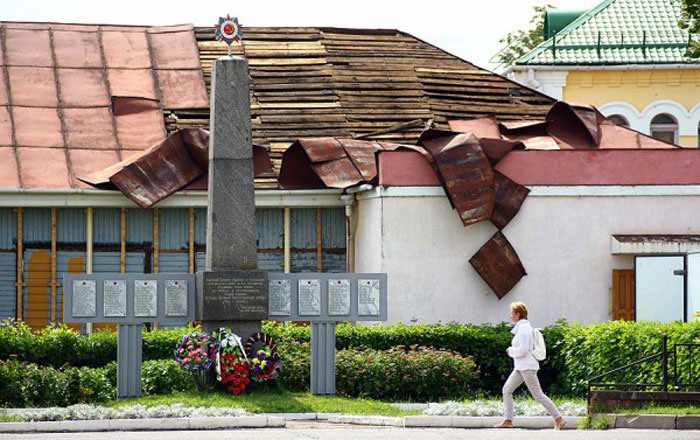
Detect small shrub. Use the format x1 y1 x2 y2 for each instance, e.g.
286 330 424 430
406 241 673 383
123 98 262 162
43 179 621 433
142 359 193 395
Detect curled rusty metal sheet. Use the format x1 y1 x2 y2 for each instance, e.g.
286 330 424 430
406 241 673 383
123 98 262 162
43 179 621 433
418 130 495 226
469 231 527 299
79 128 272 208
491 171 530 230
546 101 602 149
279 137 420 190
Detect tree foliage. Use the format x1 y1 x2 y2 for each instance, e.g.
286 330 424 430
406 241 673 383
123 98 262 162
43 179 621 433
493 5 551 68
680 0 700 58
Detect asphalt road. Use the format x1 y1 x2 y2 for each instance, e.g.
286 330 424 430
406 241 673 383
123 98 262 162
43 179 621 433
1 422 699 440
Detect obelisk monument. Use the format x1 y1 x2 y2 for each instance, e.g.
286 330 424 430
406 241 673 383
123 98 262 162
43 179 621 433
198 57 268 337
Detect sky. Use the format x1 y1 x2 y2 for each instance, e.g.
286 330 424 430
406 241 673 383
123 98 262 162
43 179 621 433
4 0 600 69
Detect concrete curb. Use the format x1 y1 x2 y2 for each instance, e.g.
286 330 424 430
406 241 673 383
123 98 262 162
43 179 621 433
595 414 700 430
403 415 582 429
327 415 404 427
0 416 285 433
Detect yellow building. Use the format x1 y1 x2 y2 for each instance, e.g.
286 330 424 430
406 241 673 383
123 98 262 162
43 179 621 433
508 0 700 147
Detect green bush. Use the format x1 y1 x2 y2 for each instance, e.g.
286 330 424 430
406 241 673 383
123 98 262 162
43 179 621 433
0 360 112 407
558 321 700 396
142 359 193 395
265 321 565 396
276 341 478 401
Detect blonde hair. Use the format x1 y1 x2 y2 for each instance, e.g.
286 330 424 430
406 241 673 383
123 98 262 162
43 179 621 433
509 301 528 320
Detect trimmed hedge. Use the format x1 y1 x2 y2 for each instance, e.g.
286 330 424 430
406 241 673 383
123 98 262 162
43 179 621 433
274 340 478 401
557 321 700 396
0 320 191 368
0 359 192 408
265 321 569 396
2 319 699 401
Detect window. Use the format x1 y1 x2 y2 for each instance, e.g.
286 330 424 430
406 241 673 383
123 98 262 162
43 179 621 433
608 114 629 127
650 113 679 144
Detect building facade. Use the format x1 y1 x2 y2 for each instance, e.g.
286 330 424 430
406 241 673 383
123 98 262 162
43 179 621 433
508 0 700 148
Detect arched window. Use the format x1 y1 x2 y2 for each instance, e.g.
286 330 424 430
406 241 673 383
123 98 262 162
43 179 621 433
650 113 678 144
608 114 629 127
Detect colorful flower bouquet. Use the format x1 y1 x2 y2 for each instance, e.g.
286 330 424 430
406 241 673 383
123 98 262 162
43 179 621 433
174 333 216 391
175 328 282 395
211 328 251 395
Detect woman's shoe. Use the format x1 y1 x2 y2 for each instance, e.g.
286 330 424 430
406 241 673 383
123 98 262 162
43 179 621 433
493 420 513 428
554 418 567 430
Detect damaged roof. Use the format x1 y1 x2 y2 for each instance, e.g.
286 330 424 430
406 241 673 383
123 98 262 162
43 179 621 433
0 23 558 190
0 22 209 190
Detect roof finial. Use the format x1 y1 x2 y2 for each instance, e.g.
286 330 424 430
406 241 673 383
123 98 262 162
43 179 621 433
215 14 243 57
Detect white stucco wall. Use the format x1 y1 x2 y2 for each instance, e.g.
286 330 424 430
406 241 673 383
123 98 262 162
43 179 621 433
354 186 700 326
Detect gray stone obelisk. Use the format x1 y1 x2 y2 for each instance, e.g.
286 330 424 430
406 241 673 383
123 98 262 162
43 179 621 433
199 57 268 337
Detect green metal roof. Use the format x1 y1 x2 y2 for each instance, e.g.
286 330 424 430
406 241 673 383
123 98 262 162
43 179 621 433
517 0 698 65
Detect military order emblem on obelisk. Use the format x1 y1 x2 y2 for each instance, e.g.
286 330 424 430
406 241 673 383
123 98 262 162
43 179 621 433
197 16 268 338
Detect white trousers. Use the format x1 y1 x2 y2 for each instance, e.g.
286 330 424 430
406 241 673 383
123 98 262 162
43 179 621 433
502 369 561 420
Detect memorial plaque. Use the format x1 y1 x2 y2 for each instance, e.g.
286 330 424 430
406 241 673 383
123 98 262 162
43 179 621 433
358 279 381 316
201 271 268 320
269 279 291 315
103 280 127 317
328 279 350 316
165 280 188 317
72 280 96 317
134 280 157 317
299 279 321 315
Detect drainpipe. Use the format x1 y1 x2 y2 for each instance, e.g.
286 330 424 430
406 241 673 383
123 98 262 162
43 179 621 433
342 184 373 273
283 207 291 274
85 207 93 335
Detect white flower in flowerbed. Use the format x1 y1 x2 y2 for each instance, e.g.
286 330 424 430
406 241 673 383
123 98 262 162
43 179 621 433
9 404 248 421
424 400 586 417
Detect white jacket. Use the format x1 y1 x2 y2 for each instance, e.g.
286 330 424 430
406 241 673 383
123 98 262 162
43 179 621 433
506 319 540 371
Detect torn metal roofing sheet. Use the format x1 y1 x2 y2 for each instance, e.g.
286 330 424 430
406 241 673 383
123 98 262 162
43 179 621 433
469 232 527 300
0 21 208 189
418 130 495 227
79 128 272 208
279 138 418 190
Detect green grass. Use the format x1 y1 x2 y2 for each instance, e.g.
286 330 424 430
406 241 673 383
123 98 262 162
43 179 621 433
609 404 700 415
107 390 420 417
0 414 20 423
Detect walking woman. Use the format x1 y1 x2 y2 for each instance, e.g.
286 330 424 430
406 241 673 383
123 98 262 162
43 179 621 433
495 301 566 429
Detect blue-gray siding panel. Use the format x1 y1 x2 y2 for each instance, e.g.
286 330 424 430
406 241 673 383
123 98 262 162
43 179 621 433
291 252 317 273
94 209 121 246
57 209 86 245
195 252 205 272
126 209 153 245
194 208 206 246
0 252 16 319
322 252 347 273
159 209 189 251
23 208 51 245
257 209 284 249
321 208 346 249
291 208 317 249
0 208 16 250
158 252 189 273
258 252 284 272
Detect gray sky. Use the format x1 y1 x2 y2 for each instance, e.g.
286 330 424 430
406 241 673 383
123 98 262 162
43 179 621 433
5 0 599 69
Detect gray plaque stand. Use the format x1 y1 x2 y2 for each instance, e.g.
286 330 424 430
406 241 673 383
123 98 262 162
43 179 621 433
118 324 143 398
311 322 336 394
267 272 387 395
63 273 195 399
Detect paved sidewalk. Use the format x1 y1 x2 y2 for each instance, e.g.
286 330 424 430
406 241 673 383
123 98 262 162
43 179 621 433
0 426 699 440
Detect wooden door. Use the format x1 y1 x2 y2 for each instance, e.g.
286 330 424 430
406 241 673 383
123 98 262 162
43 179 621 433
612 269 635 321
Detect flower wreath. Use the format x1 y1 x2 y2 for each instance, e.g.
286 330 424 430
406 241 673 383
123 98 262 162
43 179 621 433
212 328 251 395
174 333 215 371
244 332 281 382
